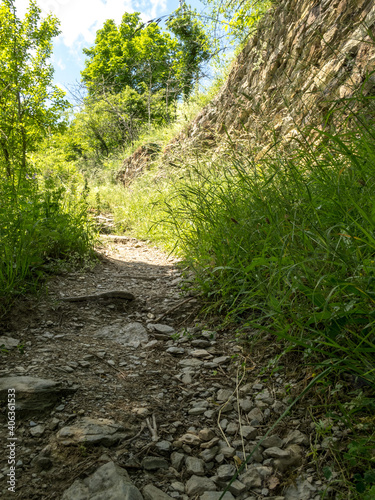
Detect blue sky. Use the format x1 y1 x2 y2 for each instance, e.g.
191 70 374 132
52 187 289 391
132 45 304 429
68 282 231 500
14 0 206 98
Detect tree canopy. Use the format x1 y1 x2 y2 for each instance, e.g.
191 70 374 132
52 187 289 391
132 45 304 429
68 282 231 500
81 8 211 102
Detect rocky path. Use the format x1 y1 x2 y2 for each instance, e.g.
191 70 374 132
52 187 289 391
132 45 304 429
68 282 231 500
0 237 335 500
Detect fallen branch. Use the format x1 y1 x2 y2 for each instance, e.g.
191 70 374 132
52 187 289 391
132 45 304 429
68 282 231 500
146 414 159 442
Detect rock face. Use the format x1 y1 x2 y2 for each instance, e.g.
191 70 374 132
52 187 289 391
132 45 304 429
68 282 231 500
61 461 143 500
0 376 77 415
167 0 375 157
117 143 160 187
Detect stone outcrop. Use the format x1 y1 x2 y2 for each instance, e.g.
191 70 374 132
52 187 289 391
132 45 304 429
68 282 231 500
171 0 375 156
117 143 160 187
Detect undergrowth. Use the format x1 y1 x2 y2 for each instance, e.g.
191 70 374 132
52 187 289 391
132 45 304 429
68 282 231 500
0 169 96 315
158 91 375 497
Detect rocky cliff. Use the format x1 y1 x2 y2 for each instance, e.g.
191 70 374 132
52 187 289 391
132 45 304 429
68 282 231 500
118 0 375 183
184 0 375 152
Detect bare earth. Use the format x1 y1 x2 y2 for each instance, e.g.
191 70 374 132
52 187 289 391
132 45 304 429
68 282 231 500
0 237 333 500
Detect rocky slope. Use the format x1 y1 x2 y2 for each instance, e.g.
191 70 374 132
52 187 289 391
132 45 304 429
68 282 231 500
181 0 375 153
118 0 375 184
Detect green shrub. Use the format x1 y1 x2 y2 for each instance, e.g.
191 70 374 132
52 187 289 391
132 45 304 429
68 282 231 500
0 170 95 314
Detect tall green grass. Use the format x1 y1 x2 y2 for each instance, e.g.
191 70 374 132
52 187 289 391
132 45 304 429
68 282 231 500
157 92 375 496
0 169 95 315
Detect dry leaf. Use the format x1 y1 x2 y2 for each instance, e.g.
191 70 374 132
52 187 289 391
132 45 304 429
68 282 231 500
268 476 280 490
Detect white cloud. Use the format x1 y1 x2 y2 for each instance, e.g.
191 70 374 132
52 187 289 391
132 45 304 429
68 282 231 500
57 58 66 70
14 0 168 48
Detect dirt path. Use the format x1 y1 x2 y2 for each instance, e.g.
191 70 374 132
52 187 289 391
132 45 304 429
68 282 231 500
0 238 331 500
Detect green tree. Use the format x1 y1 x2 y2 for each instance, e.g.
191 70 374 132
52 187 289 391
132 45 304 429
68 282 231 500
167 6 211 99
81 7 211 102
202 0 273 52
0 0 68 182
71 87 151 163
81 13 177 97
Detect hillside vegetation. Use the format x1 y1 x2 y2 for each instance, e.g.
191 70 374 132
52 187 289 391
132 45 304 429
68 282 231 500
1 0 374 497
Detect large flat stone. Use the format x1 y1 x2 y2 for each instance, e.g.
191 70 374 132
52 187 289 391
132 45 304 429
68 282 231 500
0 337 20 350
143 484 174 500
0 376 77 415
95 322 148 348
62 461 143 500
200 493 234 500
186 476 217 496
57 417 135 446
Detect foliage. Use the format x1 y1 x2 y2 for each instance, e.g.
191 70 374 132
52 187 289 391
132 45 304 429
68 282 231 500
202 0 274 67
102 88 375 497
0 170 95 315
0 1 94 314
82 13 176 96
167 6 211 99
0 0 68 182
82 8 210 102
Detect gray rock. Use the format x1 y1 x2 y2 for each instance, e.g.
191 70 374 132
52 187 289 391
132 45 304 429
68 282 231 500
272 401 286 415
263 447 290 459
192 349 212 358
245 445 263 463
240 426 257 440
274 445 302 472
260 435 284 449
156 440 172 452
216 389 233 402
284 430 309 447
247 408 264 425
239 383 253 395
284 476 317 499
143 484 174 500
179 359 203 368
166 347 185 355
57 417 134 447
239 399 253 412
30 424 45 437
186 476 217 496
171 482 185 493
226 422 238 435
228 479 247 496
31 456 52 471
189 407 207 415
0 337 20 349
221 446 235 458
252 465 273 478
200 446 220 462
180 433 201 446
211 356 230 365
217 464 236 481
199 493 234 500
142 456 169 470
201 330 217 340
191 340 211 348
95 322 148 348
171 452 185 471
240 468 262 488
201 437 220 449
61 461 143 500
199 428 216 442
186 456 205 476
150 324 175 334
0 376 76 414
